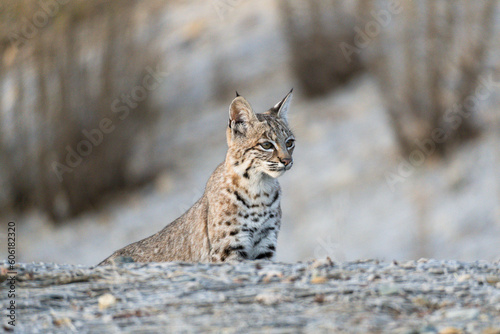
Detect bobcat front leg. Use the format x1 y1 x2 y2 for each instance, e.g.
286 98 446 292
210 241 249 263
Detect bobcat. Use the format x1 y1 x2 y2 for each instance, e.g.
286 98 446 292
99 90 295 265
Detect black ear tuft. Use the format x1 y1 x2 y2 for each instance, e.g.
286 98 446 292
235 91 240 97
269 89 293 121
267 88 293 122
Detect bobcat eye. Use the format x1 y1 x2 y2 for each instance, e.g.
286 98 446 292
286 139 295 148
260 142 274 150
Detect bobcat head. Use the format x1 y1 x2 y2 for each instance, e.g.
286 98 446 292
226 90 295 179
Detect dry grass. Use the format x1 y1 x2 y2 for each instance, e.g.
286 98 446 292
279 0 498 157
278 0 369 98
0 1 165 221
371 0 498 156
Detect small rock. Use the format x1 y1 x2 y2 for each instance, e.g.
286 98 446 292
281 275 299 283
309 258 334 269
0 267 9 284
429 267 444 275
401 261 416 269
485 275 500 285
439 327 462 334
418 258 429 263
419 324 438 333
367 274 381 281
327 271 343 280
52 317 72 327
2 325 14 332
444 286 455 294
456 274 472 282
466 322 481 333
232 278 244 283
444 308 480 320
261 270 283 283
255 293 281 305
446 266 458 273
314 294 325 303
413 296 434 308
310 276 328 284
479 314 489 321
482 328 500 334
378 284 400 296
98 293 117 310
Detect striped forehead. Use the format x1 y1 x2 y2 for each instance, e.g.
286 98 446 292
256 113 292 141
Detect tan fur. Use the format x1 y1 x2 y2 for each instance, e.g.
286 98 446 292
99 91 295 265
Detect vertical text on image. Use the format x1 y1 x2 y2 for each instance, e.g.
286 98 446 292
6 221 17 328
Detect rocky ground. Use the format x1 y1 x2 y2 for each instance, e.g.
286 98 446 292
2 259 500 333
1 0 499 267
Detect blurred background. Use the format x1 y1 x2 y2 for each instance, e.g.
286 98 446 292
0 0 499 265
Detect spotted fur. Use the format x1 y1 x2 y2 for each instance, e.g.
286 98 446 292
99 90 295 265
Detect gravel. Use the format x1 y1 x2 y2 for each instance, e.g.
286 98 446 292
2 259 500 333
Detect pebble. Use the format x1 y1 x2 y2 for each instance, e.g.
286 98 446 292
482 328 500 334
444 308 480 320
0 266 10 280
429 267 445 275
419 325 438 334
98 293 117 310
310 276 328 284
256 293 280 305
309 258 334 269
378 284 401 296
327 271 344 280
439 327 462 334
485 275 500 285
456 274 472 282
52 317 72 327
260 270 283 283
401 261 416 269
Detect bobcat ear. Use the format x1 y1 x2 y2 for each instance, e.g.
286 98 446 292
228 96 257 133
269 89 293 122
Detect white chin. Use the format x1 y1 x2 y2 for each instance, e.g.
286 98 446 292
264 169 286 178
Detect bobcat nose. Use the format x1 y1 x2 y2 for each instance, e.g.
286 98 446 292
280 158 292 166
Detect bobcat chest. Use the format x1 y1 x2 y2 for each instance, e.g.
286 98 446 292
232 189 281 259
241 210 280 259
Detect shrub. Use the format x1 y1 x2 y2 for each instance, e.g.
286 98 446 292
0 0 165 221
